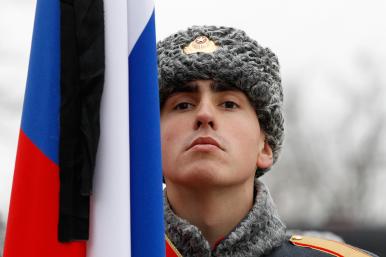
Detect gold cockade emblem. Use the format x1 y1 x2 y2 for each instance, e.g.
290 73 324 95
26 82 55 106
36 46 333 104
183 36 218 54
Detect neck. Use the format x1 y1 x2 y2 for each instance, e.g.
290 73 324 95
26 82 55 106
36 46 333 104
166 179 255 248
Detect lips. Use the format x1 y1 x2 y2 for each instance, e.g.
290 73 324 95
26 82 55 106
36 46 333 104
187 136 223 151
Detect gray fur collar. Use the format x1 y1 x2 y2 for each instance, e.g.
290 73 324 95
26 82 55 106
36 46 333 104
164 180 287 257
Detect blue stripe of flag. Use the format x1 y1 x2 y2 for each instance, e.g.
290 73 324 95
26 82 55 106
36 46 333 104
20 0 60 164
129 10 165 257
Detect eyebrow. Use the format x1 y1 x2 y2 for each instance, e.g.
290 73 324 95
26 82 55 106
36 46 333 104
168 81 240 95
210 81 239 92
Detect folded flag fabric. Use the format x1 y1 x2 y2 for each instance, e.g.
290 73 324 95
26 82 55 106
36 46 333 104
59 0 105 242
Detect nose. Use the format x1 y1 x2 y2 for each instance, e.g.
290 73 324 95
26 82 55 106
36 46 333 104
194 99 216 130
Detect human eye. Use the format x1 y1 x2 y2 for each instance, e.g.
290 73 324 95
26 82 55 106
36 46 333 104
174 102 194 110
221 101 239 109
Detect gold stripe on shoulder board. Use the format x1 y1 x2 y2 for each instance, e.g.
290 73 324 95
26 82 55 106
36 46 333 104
290 235 372 257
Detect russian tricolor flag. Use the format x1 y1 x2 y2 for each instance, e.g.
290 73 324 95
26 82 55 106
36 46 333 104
3 0 166 256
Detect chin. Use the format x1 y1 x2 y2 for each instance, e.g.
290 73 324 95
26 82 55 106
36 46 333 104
168 167 243 188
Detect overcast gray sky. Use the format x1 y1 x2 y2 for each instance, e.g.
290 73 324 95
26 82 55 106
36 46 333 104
1 0 385 221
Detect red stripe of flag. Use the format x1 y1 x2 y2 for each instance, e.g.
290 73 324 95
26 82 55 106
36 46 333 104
3 130 86 257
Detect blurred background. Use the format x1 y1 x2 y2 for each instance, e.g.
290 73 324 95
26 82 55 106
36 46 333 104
1 0 385 255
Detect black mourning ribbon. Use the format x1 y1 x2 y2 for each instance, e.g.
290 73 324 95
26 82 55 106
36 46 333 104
59 0 104 242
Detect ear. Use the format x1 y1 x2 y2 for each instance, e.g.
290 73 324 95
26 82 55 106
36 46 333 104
256 141 273 170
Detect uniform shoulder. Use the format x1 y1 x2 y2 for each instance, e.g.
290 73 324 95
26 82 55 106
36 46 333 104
289 234 377 257
266 234 378 257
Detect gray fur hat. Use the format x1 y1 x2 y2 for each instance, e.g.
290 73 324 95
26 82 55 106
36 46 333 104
157 25 284 175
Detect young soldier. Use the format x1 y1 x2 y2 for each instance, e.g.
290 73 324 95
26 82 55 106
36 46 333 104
157 25 377 257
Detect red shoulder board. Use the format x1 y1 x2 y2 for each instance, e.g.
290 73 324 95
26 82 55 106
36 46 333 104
290 235 372 257
166 235 183 257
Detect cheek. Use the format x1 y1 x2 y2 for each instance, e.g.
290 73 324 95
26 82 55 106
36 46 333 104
161 119 184 162
161 115 190 145
161 120 180 146
160 119 188 179
161 124 173 158
230 120 261 164
161 128 173 175
230 116 260 143
238 133 260 160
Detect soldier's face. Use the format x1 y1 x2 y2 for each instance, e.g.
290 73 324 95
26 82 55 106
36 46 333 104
160 80 272 188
